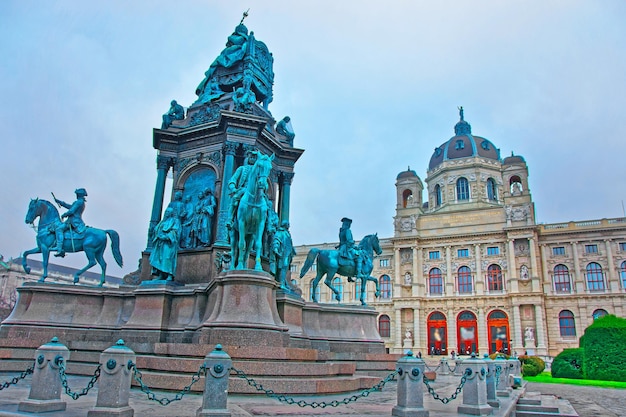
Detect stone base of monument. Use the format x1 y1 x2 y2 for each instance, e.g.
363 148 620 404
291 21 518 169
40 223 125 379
18 399 66 413
87 406 134 417
0 273 393 394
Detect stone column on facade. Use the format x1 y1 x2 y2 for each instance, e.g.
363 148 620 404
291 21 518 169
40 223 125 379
394 247 401 287
507 239 519 292
395 309 403 353
605 239 618 291
475 244 484 295
413 308 422 355
412 247 422 296
477 307 487 354
214 142 237 246
511 305 523 353
540 244 552 294
147 155 172 249
529 237 540 292
571 242 584 293
447 308 456 354
279 172 294 224
445 246 453 295
533 305 547 355
269 168 279 213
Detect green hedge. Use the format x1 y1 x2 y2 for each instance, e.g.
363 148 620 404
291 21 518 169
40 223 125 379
518 355 545 377
581 315 626 382
551 348 584 379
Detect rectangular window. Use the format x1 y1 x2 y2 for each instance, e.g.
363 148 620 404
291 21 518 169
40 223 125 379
552 246 565 256
619 242 626 252
457 248 469 258
585 244 598 254
486 246 499 256
429 251 440 260
290 264 299 273
379 259 390 268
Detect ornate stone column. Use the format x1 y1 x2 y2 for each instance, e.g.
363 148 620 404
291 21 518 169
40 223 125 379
413 308 422 354
445 246 453 295
412 247 421 296
475 244 483 295
394 247 401 286
279 172 294 224
571 242 583 293
605 239 618 291
215 142 237 246
147 155 172 249
534 305 547 355
447 308 457 354
395 309 403 352
529 237 540 291
477 307 487 353
511 305 523 353
540 244 551 294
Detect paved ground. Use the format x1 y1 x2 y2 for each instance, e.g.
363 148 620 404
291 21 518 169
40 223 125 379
0 372 623 416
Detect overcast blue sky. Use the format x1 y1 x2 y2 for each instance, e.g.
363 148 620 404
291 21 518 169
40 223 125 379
2 1 625 277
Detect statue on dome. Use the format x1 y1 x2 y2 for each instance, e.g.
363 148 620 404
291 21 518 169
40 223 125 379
276 116 295 146
195 16 249 98
162 100 184 129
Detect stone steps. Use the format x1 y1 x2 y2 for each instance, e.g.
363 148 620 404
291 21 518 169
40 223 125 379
515 392 579 417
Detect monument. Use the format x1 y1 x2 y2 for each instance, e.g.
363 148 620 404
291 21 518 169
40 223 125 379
1 14 390 395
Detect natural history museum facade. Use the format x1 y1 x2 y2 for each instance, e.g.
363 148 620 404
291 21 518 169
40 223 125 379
294 109 626 358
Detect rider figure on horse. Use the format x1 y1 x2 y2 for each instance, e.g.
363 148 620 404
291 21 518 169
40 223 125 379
227 149 259 230
337 217 363 279
51 188 88 257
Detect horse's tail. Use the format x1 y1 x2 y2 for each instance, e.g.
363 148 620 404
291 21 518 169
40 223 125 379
106 230 124 268
299 248 319 278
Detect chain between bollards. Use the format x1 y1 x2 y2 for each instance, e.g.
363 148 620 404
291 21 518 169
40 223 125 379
422 367 471 404
231 366 398 409
129 361 206 406
57 357 101 400
0 362 34 390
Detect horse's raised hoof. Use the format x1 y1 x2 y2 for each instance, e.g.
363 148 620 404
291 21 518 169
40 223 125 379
335 294 341 302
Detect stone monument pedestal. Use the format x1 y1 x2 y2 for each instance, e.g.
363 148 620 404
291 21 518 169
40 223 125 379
194 270 290 347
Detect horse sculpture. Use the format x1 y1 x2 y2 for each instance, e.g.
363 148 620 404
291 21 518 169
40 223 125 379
299 233 382 305
23 198 123 285
231 153 274 270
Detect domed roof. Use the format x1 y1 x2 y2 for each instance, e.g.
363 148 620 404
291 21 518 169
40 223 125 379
428 108 500 171
503 152 526 165
397 166 419 180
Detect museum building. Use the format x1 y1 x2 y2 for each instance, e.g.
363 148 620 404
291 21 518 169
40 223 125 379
294 109 626 358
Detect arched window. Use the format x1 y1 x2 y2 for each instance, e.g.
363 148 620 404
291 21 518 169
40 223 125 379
586 262 605 291
592 309 608 320
487 178 498 201
380 275 392 299
332 277 343 301
509 176 523 194
553 264 571 293
435 184 442 207
620 261 626 290
378 314 391 337
456 177 470 201
487 264 503 291
309 280 321 302
429 268 443 295
457 266 472 293
559 310 576 337
402 189 413 208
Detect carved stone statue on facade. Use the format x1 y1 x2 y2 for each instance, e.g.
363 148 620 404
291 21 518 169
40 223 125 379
161 100 184 129
149 207 181 281
524 327 535 347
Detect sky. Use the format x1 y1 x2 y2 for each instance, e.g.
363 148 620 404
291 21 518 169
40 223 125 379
1 1 625 278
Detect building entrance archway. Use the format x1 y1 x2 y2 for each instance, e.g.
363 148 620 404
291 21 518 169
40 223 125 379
427 311 447 355
487 309 510 354
457 310 477 355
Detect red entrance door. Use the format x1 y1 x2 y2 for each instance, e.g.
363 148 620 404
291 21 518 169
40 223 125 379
457 310 478 355
487 310 510 354
427 311 447 355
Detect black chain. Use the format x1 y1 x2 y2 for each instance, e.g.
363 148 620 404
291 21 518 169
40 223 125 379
423 363 441 372
231 366 397 408
495 365 502 386
423 368 471 404
130 361 206 406
446 362 458 373
58 358 101 400
0 363 34 390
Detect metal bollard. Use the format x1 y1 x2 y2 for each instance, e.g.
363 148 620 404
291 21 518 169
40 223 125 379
494 355 511 397
18 337 70 413
392 351 429 417
88 339 136 417
439 357 449 375
483 354 500 408
457 353 492 416
197 344 232 417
